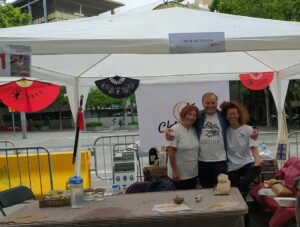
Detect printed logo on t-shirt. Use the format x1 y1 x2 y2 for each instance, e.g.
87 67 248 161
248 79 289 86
202 122 220 137
200 121 221 144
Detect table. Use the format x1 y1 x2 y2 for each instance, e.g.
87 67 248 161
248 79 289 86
0 188 247 227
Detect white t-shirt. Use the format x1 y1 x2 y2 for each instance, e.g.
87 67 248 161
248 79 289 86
198 113 226 162
167 123 199 180
226 125 258 172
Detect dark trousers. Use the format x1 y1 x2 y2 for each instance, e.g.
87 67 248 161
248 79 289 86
228 163 261 194
173 177 197 190
198 161 227 188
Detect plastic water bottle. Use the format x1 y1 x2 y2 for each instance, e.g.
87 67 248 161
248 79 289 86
260 142 267 155
69 176 84 208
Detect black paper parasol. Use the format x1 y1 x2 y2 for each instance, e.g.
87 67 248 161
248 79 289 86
95 76 139 99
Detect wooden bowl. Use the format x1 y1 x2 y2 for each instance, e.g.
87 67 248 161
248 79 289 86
173 197 184 204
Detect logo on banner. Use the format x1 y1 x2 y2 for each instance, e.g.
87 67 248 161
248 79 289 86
0 45 31 77
158 101 196 133
169 32 225 53
239 72 274 90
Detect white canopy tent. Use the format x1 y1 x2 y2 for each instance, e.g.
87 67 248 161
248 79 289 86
0 8 300 137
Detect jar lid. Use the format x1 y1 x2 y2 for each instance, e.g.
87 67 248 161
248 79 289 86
112 184 120 189
69 176 83 184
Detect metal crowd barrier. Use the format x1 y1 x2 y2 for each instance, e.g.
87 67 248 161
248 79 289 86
90 131 300 186
288 130 300 158
0 140 15 148
260 131 300 158
92 134 143 182
0 146 53 198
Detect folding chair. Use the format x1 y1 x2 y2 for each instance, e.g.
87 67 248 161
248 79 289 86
0 186 35 216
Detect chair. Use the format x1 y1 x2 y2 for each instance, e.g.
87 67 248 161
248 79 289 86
0 186 35 216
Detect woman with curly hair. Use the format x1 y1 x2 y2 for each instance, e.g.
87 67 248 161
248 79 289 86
220 101 261 195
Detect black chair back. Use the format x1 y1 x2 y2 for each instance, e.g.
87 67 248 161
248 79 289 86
0 186 35 216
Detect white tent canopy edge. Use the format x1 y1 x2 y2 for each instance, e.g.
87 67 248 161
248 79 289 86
1 8 300 133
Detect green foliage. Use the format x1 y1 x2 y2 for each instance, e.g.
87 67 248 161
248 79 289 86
210 0 300 21
128 121 138 125
32 121 48 128
50 86 70 111
287 80 300 100
0 4 30 28
86 121 103 127
86 88 123 109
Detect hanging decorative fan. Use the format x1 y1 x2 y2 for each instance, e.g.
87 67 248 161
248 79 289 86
95 75 139 99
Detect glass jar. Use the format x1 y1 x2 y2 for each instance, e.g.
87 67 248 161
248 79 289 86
69 176 84 208
112 184 120 195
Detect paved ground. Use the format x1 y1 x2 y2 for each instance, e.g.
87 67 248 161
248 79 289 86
0 129 139 151
0 127 281 150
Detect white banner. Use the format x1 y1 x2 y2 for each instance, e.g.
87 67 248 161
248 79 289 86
136 82 230 153
0 45 31 77
169 32 225 53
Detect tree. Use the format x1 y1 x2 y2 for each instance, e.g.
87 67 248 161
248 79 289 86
49 86 69 130
86 88 122 120
0 4 30 126
210 0 300 128
0 4 30 28
210 0 300 21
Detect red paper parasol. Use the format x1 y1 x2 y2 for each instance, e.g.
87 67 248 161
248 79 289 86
0 79 60 113
239 72 274 91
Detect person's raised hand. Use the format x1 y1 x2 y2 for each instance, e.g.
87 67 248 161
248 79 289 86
165 128 175 141
250 128 259 140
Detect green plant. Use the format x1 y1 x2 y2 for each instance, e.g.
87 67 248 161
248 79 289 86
86 121 103 127
128 121 138 125
32 121 48 128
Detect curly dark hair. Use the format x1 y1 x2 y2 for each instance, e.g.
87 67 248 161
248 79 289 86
179 104 199 121
220 101 249 125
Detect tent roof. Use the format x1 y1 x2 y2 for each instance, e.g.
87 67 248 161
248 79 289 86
2 8 300 54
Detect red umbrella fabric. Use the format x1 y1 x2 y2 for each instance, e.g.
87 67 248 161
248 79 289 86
0 79 60 113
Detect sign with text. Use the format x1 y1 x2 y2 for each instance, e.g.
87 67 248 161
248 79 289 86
0 45 31 77
169 32 225 53
135 82 229 153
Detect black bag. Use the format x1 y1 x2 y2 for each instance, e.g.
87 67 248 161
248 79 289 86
144 180 176 192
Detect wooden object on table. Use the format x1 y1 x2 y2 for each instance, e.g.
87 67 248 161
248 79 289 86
143 165 168 181
257 158 279 183
39 198 71 208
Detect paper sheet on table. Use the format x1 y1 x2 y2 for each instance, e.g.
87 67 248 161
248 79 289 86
153 203 191 213
258 188 276 196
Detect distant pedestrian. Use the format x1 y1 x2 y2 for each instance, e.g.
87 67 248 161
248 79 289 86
113 118 117 126
28 118 33 131
122 117 126 126
119 118 123 127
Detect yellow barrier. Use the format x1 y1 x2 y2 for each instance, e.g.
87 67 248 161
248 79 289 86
0 151 91 199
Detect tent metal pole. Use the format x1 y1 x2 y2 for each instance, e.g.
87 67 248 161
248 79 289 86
43 0 48 23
